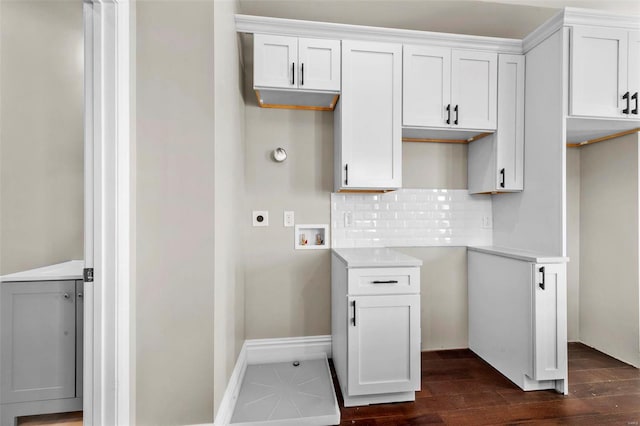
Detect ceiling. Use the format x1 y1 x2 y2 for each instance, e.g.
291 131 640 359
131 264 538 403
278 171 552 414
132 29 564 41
238 0 640 39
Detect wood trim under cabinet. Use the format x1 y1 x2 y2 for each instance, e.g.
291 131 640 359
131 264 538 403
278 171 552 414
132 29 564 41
254 90 339 111
402 132 492 144
337 189 397 194
567 127 640 148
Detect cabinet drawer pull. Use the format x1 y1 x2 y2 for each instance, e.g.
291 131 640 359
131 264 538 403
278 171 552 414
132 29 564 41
446 104 451 124
372 280 399 284
623 91 630 114
301 63 304 86
291 62 295 85
454 104 459 125
632 92 638 115
352 300 356 326
345 163 349 186
539 266 545 290
500 168 505 188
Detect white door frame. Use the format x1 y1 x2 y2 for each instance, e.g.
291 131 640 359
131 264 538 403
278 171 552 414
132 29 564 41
84 1 132 425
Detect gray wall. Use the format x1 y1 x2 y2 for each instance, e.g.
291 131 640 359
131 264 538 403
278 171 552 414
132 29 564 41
579 133 639 367
213 0 246 414
566 147 580 342
243 86 334 339
135 2 216 424
0 0 84 275
243 60 470 348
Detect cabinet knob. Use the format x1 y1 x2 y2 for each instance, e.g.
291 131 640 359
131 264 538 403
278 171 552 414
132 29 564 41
77 293 83 299
63 293 70 299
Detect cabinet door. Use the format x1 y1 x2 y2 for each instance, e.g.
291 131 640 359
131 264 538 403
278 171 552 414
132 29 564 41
340 40 402 189
451 50 497 130
75 281 84 398
347 294 420 396
403 45 451 128
496 54 525 191
570 26 629 118
253 34 297 89
628 31 640 117
298 38 340 91
1 281 76 403
531 264 567 381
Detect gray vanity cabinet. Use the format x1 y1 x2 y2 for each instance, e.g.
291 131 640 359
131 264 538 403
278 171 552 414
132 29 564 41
0 279 83 423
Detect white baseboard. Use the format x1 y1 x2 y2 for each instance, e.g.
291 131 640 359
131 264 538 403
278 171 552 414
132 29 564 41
213 335 332 426
246 335 332 364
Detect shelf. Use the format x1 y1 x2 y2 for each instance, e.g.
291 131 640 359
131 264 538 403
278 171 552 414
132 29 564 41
295 224 329 250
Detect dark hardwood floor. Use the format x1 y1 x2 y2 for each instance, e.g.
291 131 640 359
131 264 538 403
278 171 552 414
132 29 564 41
332 343 640 425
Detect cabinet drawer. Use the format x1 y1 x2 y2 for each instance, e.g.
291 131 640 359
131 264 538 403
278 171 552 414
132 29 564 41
348 267 420 295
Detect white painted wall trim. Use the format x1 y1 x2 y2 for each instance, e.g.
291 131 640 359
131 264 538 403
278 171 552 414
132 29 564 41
212 344 248 426
84 0 132 425
245 335 332 364
213 336 332 426
235 14 522 54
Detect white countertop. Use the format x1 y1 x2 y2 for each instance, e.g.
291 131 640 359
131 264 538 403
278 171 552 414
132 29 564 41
332 248 423 268
1 260 84 282
468 246 569 263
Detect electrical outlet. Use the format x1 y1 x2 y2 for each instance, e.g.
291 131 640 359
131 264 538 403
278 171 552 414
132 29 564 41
284 211 294 227
344 211 353 227
252 211 269 227
481 215 493 229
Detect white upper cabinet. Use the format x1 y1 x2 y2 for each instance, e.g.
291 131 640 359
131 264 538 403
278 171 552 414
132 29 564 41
254 34 298 89
451 50 498 130
496 54 525 191
403 46 497 130
570 26 639 119
298 38 341 91
254 34 340 92
335 40 402 191
629 31 640 116
468 54 524 194
403 46 451 127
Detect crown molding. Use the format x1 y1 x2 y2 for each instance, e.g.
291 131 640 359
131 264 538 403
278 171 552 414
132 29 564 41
235 14 522 54
564 7 640 30
523 7 640 53
522 9 565 53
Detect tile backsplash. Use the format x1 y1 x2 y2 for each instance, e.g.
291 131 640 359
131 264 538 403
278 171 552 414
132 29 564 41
331 189 492 248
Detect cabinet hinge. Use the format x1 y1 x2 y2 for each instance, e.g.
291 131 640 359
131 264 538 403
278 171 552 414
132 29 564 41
83 268 94 283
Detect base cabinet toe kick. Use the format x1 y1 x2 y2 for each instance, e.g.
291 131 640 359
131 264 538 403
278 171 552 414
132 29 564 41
331 248 423 407
468 247 569 394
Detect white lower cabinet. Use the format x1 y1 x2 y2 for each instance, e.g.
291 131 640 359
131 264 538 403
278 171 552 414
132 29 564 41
468 248 568 394
347 294 421 396
0 280 83 425
331 249 422 407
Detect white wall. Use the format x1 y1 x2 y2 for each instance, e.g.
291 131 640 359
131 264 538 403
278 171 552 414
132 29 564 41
0 0 83 274
136 2 216 424
493 29 566 257
566 147 580 342
213 0 245 415
579 133 640 367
